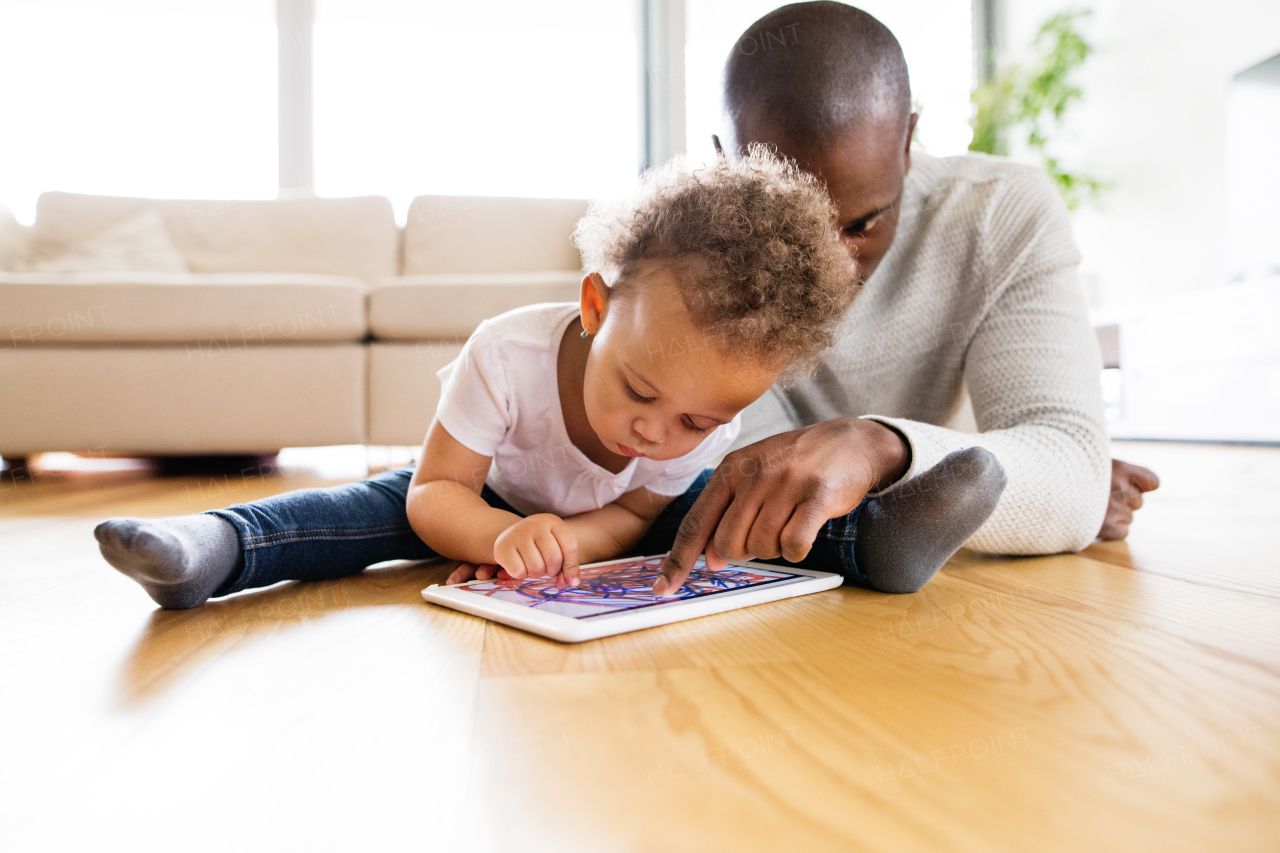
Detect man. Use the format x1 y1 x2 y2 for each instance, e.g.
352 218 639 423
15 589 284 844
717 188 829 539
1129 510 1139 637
653 1 1158 595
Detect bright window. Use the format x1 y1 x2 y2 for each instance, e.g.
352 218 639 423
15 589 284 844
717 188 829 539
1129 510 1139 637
685 0 974 163
313 0 640 222
0 0 277 224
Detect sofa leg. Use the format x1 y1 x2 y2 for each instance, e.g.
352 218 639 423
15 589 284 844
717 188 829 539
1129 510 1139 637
153 453 281 478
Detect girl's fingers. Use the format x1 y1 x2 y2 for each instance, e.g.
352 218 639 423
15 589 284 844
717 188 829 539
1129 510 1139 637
553 527 581 586
534 530 564 577
498 547 527 580
518 542 546 578
447 562 478 585
475 563 499 581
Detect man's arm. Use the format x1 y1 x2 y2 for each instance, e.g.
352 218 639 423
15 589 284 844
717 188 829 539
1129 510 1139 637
654 164 1117 592
863 165 1111 555
653 417 908 595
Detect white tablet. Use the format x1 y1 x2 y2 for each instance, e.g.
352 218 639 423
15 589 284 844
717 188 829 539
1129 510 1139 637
421 554 842 643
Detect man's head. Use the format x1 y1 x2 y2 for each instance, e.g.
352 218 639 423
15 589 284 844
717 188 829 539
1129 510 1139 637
723 2 919 279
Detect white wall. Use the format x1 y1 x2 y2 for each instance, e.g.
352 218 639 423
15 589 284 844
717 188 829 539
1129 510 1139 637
1001 0 1280 308
1227 63 1280 277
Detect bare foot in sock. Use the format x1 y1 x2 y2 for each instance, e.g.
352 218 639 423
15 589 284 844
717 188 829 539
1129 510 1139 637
854 447 1007 594
95 514 241 609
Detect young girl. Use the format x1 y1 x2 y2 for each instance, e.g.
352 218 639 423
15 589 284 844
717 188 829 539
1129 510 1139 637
96 148 1005 609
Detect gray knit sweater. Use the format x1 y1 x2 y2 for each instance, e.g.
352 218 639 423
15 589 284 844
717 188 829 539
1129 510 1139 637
733 150 1111 555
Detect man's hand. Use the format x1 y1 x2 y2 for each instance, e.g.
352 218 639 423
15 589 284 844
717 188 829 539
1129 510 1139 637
494 514 581 587
653 418 910 595
1098 459 1160 540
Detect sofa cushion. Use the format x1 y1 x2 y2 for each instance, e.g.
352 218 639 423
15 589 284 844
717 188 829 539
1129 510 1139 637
27 210 190 274
402 195 589 274
32 192 397 283
0 205 32 272
368 272 582 340
0 272 367 345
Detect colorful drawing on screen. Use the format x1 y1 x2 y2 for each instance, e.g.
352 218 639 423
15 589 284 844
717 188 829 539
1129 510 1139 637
455 556 800 619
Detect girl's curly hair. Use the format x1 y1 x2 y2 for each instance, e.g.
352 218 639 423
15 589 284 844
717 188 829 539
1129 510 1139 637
572 144 859 372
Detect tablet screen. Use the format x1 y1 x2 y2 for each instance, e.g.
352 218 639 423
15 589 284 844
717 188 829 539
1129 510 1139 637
453 555 805 620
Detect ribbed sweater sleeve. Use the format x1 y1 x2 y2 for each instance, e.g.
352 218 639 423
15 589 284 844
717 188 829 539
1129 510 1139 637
865 164 1110 554
731 152 1111 555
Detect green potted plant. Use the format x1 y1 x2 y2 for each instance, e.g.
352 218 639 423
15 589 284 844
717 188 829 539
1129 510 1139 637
970 8 1109 210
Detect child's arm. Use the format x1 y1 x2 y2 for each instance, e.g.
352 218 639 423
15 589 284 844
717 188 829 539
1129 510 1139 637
407 421 579 583
562 488 676 566
439 486 677 587
410 418 678 584
407 419 516 565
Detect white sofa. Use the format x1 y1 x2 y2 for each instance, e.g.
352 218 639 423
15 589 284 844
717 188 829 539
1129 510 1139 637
0 192 589 458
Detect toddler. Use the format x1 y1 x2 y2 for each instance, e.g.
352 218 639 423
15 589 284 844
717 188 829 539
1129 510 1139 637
96 148 1005 608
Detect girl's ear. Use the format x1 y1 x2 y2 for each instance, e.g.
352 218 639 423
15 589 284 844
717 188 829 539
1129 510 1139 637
580 272 610 334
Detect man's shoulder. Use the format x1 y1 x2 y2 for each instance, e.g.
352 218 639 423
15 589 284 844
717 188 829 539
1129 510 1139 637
875 150 1079 293
907 150 1063 218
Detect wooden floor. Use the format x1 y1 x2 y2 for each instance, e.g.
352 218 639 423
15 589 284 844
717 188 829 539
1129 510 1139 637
1 441 1277 852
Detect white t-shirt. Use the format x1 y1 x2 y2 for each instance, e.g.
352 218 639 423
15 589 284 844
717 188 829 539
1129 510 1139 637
434 303 741 517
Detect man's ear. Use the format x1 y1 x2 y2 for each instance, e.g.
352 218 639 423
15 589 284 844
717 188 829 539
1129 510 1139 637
580 272 610 334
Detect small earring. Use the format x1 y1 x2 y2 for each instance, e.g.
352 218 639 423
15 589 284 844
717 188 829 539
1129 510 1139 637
580 329 591 338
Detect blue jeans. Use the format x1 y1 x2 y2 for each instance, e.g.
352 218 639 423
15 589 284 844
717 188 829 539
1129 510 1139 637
206 467 870 598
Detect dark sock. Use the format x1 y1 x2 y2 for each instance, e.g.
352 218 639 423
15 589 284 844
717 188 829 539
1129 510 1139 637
95 514 241 609
855 447 1007 594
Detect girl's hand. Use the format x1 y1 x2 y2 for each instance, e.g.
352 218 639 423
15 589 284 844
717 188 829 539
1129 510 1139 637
494 514 581 587
446 561 510 585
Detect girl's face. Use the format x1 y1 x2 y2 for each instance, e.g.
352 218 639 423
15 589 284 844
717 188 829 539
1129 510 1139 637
580 265 783 462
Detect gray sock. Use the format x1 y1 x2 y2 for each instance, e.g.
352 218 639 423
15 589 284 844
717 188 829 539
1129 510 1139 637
95 514 241 609
855 447 1007 594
